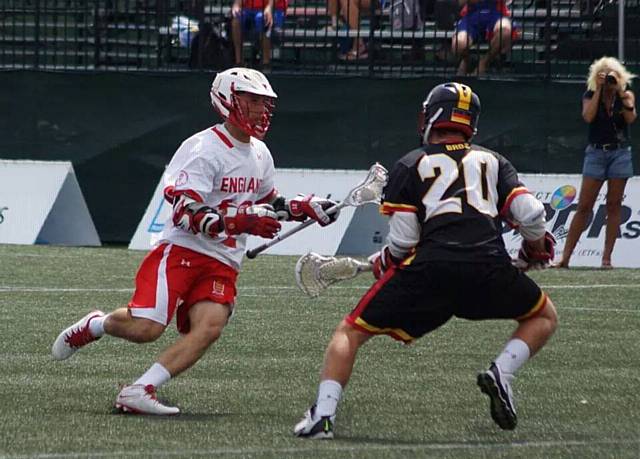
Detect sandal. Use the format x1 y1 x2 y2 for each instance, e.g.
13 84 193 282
601 260 613 269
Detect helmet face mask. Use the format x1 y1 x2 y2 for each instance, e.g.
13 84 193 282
418 82 481 144
228 88 276 140
210 68 278 140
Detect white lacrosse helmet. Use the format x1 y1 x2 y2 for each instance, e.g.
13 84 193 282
210 67 278 140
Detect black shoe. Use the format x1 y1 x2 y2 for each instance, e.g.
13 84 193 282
477 363 517 430
293 404 334 439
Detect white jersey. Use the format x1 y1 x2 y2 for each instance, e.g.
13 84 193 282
159 123 276 271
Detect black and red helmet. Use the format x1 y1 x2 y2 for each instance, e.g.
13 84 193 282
419 82 481 144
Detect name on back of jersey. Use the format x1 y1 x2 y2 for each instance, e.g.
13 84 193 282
444 143 470 151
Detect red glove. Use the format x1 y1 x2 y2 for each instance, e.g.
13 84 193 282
517 231 556 271
221 203 281 239
287 194 339 226
368 246 399 280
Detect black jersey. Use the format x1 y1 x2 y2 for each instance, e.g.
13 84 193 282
380 142 526 263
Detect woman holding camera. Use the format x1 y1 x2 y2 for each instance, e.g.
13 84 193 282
557 56 636 268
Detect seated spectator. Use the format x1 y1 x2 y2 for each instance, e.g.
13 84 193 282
231 0 286 69
325 0 375 60
451 0 513 75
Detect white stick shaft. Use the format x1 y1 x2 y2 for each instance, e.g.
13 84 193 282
245 201 346 259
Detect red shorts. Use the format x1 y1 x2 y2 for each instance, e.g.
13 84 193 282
128 243 238 334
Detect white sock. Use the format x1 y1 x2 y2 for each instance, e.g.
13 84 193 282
315 380 342 418
88 315 106 338
133 363 172 389
494 338 531 378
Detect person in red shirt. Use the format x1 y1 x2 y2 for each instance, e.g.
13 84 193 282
231 0 287 69
451 0 514 75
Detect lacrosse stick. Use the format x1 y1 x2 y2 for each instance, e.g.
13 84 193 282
295 252 373 297
246 162 388 259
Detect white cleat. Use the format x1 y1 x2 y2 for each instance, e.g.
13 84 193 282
51 310 105 360
294 404 334 439
115 384 180 415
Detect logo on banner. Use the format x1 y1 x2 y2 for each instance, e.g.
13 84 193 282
148 199 168 233
504 185 640 243
0 206 7 224
549 185 576 211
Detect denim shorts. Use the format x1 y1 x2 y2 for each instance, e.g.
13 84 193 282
582 144 634 180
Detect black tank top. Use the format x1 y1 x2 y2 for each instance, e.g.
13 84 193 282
584 89 629 145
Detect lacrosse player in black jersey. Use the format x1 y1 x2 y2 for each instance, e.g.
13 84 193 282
294 82 558 438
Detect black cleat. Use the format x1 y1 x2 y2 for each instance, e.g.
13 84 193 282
477 363 517 430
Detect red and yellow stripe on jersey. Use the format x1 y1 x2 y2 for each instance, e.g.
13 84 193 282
499 186 530 217
379 201 418 216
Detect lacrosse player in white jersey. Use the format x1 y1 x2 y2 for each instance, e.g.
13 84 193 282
51 67 338 415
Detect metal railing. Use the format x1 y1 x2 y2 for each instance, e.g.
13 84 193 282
1 0 638 78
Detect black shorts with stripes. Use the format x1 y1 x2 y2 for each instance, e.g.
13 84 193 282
346 260 546 344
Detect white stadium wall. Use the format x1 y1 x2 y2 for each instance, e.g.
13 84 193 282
130 169 640 267
0 160 100 246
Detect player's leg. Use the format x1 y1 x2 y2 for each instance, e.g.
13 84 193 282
602 177 628 267
478 296 558 429
557 175 604 267
51 243 180 360
102 308 165 342
115 300 230 415
466 263 558 430
159 300 230 375
294 320 371 439
295 266 445 439
117 253 237 415
478 16 511 75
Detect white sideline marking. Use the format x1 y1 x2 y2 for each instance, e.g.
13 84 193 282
1 283 639 293
0 285 637 313
3 439 639 458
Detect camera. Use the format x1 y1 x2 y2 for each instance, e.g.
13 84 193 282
606 74 618 86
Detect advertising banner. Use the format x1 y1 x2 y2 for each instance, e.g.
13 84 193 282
130 169 640 267
507 174 640 268
0 160 100 246
129 168 387 256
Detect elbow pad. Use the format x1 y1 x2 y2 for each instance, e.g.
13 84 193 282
387 212 420 259
508 194 546 241
172 194 221 237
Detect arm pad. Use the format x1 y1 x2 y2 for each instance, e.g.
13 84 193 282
172 194 222 237
386 212 420 260
507 193 546 241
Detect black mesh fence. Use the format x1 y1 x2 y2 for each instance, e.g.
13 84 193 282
1 0 639 78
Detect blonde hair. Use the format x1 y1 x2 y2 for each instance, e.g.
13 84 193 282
587 56 636 91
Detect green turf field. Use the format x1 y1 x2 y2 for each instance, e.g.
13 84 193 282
0 244 638 458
